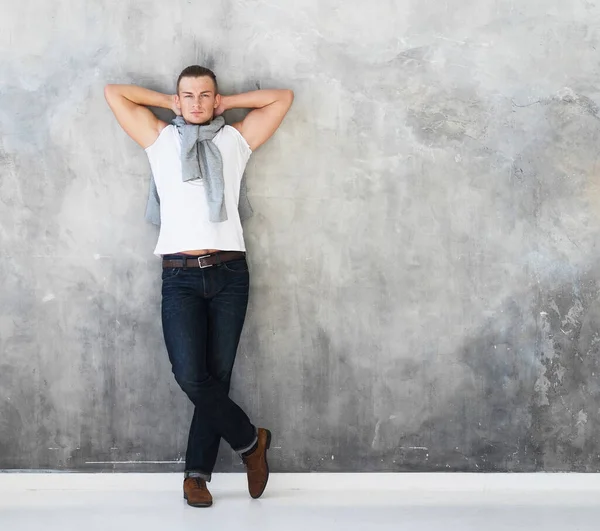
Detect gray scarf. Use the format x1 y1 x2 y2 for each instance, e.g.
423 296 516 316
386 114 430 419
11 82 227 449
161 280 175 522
145 116 253 226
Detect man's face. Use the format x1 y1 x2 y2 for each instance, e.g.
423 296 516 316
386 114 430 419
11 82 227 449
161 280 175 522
175 76 220 124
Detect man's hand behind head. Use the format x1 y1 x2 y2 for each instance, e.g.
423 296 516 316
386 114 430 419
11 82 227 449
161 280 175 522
171 94 182 117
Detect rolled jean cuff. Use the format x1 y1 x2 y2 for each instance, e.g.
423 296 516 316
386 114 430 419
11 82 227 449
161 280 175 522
235 428 258 456
185 470 212 482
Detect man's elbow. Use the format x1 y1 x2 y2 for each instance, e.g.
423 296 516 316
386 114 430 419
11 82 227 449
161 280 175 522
283 89 294 107
104 84 116 104
104 84 124 105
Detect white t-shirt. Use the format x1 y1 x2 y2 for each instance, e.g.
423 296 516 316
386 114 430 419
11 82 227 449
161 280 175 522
145 124 252 256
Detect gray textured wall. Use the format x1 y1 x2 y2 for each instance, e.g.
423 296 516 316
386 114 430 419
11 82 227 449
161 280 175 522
2 0 600 473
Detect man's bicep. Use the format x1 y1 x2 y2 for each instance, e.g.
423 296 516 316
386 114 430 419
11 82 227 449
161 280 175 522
104 90 164 148
235 97 293 151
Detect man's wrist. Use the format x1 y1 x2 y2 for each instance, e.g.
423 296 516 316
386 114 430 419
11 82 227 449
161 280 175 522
220 94 233 112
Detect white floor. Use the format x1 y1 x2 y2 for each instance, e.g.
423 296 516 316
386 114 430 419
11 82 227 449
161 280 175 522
2 473 600 530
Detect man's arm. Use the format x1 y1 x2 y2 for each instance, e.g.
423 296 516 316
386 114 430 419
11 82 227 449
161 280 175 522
219 89 294 151
104 85 177 149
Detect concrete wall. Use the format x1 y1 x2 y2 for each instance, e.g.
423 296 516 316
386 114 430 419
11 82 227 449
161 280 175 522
2 0 600 472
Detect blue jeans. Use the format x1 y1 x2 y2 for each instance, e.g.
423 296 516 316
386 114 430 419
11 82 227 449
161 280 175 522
161 254 258 481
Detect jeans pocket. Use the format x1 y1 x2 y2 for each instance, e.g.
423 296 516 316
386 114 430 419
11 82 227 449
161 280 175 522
222 258 249 273
162 267 182 280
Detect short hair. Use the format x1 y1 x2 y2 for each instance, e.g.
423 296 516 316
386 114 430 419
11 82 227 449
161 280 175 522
176 65 218 94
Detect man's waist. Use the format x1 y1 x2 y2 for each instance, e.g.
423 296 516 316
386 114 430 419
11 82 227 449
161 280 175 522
162 251 245 269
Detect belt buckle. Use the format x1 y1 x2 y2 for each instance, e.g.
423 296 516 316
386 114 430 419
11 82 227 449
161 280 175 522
197 254 212 269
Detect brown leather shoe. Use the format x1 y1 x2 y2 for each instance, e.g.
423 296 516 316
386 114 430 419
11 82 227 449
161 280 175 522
242 428 272 499
183 477 213 507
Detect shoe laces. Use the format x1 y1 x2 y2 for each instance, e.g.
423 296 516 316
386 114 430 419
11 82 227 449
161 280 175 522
191 477 206 489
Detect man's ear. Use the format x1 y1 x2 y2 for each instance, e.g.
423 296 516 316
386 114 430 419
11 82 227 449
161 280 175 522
214 93 221 109
174 94 182 111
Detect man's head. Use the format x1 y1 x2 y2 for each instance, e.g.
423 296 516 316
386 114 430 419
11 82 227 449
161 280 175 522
175 65 220 124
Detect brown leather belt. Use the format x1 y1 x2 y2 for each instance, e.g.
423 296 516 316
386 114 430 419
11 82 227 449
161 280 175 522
162 251 246 269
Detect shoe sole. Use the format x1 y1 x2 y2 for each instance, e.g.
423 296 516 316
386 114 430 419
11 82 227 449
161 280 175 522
183 493 213 508
251 429 272 500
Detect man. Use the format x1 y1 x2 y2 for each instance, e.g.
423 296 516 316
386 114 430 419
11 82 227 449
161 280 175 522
104 65 293 507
